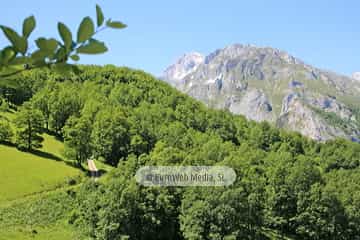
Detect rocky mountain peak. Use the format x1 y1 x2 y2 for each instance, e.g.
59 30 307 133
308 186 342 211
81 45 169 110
162 52 204 86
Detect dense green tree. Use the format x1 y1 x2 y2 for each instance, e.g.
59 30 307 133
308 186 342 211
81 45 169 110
180 187 264 240
174 99 207 131
109 82 143 107
278 131 306 155
265 151 298 233
129 134 149 156
148 141 186 165
91 106 130 166
319 139 360 171
74 156 181 240
183 136 235 165
14 102 43 150
128 102 175 152
0 96 10 112
0 117 13 142
63 115 92 166
30 81 57 130
48 82 82 134
294 183 349 239
157 122 193 150
324 169 360 239
180 198 212 240
206 109 237 142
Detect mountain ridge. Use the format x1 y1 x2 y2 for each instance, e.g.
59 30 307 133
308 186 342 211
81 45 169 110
162 44 360 142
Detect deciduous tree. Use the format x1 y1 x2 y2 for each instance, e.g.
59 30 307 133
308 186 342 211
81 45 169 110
14 102 43 150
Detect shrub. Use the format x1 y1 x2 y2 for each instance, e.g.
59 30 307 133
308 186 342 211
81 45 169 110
0 118 13 143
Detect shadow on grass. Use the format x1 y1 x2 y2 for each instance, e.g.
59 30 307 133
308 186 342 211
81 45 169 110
29 149 63 161
66 161 87 171
87 169 107 178
30 149 88 172
0 140 16 147
1 141 111 176
98 169 107 177
43 129 64 141
30 149 89 172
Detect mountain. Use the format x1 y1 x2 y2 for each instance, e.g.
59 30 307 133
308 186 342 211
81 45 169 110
352 72 360 81
162 52 204 86
162 44 360 141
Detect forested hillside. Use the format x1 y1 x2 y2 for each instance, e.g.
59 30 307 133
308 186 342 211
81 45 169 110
1 65 360 239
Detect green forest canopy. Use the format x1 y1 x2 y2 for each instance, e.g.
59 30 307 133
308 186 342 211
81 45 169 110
0 65 360 239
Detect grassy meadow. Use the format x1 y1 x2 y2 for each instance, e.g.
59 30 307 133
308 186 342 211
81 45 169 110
0 134 82 203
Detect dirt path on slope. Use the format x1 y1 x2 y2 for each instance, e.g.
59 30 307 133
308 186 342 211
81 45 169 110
87 159 99 179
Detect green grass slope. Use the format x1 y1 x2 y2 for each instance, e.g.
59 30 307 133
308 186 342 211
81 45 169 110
0 224 78 240
0 136 81 203
0 187 85 240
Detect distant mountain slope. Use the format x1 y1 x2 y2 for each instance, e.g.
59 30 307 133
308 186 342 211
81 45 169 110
162 44 360 141
352 72 360 81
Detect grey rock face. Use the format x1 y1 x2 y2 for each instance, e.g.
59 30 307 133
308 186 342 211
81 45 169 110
306 94 353 121
289 80 303 88
162 44 360 141
228 89 274 122
278 93 346 141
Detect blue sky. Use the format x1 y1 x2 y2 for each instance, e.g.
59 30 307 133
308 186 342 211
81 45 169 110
1 0 359 76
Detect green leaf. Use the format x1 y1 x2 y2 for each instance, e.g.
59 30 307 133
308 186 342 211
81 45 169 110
22 16 36 38
31 49 48 61
76 39 107 54
35 38 58 53
0 26 28 55
106 20 127 29
77 17 94 43
96 5 104 27
9 56 31 66
32 58 47 67
1 47 16 64
58 22 72 51
70 54 80 61
53 47 67 62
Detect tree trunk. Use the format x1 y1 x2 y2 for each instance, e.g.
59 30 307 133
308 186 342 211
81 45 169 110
28 119 32 150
